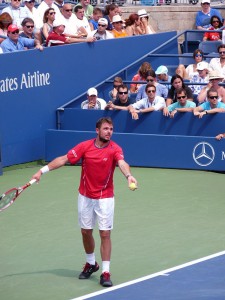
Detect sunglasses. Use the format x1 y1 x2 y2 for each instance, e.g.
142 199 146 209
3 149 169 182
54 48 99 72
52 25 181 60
202 2 210 4
209 96 218 99
147 90 155 93
212 20 219 23
13 0 21 2
118 91 128 95
25 25 34 28
49 12 56 15
146 79 154 82
10 30 19 34
65 9 72 12
98 24 106 27
114 21 122 24
195 54 202 57
219 51 225 54
177 95 186 99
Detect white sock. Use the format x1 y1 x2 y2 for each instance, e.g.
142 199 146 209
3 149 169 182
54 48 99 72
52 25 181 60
102 261 110 273
86 253 95 265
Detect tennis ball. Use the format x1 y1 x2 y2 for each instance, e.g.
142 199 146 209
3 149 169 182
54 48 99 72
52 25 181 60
129 182 137 191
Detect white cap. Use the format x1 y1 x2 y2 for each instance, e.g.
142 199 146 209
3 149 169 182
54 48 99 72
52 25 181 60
87 87 98 96
197 61 209 70
98 18 108 26
155 65 168 75
201 0 210 3
112 15 123 23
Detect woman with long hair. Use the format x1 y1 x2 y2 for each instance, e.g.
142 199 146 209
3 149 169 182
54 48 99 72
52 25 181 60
130 61 152 93
42 8 55 41
0 12 13 43
103 4 119 31
203 15 223 41
125 13 143 36
166 74 193 106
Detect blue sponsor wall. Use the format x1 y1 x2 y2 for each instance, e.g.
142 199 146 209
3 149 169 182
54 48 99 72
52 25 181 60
0 31 178 168
46 110 225 171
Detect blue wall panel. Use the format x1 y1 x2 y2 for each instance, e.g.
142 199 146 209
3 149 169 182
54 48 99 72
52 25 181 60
45 130 225 171
0 31 178 167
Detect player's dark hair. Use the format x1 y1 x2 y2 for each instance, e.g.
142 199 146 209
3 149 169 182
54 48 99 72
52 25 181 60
96 117 113 129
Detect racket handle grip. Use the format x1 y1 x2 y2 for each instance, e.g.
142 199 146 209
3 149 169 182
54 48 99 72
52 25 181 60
29 179 37 185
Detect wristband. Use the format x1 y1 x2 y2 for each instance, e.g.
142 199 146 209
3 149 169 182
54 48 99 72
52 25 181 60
40 165 49 174
126 174 132 179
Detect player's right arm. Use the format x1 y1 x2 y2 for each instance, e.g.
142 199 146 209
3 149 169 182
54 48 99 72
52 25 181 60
32 154 69 182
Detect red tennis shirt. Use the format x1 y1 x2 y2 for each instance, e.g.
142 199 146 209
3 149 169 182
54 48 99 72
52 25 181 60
67 139 124 199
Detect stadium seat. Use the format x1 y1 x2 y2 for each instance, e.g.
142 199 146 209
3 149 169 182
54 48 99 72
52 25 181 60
179 53 194 66
198 41 222 55
180 31 204 53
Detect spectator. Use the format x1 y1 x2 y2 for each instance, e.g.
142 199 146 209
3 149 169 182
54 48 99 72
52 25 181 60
163 88 196 118
137 9 155 34
155 65 172 89
189 61 209 97
74 5 91 37
193 88 225 118
81 88 106 110
61 4 81 36
136 70 168 101
196 0 222 30
166 74 193 106
209 44 225 78
1 24 43 53
109 76 123 101
111 15 128 38
54 0 64 9
2 0 26 29
176 49 204 80
125 13 143 36
130 61 152 93
0 12 13 43
75 0 93 21
198 70 225 103
20 17 36 46
128 83 166 120
89 7 103 31
23 0 43 30
203 15 223 41
41 8 55 43
105 84 134 111
89 18 114 40
37 0 61 24
46 20 95 46
103 4 119 31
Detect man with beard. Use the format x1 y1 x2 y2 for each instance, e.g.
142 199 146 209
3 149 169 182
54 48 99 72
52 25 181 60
31 117 137 288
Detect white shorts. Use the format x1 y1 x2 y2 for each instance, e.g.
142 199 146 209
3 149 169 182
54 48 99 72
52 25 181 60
78 193 115 230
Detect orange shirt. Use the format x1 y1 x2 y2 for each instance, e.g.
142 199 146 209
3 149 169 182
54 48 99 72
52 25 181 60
112 29 128 38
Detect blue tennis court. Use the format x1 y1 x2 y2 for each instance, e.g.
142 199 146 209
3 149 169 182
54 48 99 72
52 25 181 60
72 251 225 300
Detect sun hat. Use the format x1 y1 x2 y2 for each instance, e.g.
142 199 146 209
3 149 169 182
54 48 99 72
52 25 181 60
7 24 19 32
196 61 209 70
138 9 148 18
209 70 224 80
112 15 122 23
98 18 108 26
87 88 98 96
155 65 168 75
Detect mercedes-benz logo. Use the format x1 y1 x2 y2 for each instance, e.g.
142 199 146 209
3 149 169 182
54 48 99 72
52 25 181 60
193 142 215 167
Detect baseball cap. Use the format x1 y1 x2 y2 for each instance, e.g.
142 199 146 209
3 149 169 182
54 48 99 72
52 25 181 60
112 15 122 23
98 18 108 26
201 0 210 3
7 24 19 32
155 65 168 75
197 61 209 70
87 87 98 96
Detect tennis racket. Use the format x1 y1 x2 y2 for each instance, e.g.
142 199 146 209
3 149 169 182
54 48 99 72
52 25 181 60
0 179 36 212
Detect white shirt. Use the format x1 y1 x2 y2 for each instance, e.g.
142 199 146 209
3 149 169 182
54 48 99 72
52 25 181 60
89 29 114 40
81 98 106 110
61 14 78 35
74 15 91 35
209 57 225 78
23 5 43 29
132 96 166 111
2 6 27 27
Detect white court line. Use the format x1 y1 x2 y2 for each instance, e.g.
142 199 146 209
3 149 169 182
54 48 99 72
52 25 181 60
70 250 225 300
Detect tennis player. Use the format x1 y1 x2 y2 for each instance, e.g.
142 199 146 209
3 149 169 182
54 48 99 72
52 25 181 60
32 117 137 287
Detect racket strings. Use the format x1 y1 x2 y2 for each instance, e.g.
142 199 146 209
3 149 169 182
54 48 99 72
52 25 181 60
0 189 18 210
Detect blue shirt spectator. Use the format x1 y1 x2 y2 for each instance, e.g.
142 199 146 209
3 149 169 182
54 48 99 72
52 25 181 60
196 0 223 30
